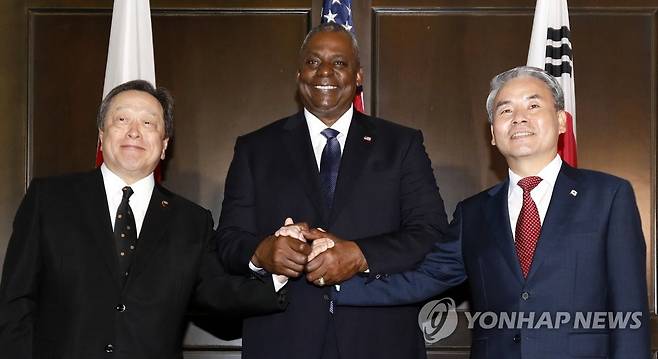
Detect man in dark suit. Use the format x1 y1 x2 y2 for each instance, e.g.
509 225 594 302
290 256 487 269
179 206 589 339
334 66 650 358
216 23 447 359
0 80 287 359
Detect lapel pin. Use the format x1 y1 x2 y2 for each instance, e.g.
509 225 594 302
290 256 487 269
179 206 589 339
570 190 578 197
161 200 169 208
363 136 372 142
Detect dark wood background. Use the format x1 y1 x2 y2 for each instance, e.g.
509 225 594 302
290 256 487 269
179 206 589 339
0 0 656 357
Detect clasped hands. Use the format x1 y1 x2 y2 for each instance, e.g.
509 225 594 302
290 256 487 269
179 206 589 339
251 218 368 286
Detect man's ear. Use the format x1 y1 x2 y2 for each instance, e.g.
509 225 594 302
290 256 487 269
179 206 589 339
357 68 364 86
557 110 567 134
160 137 169 160
490 125 496 146
98 129 104 149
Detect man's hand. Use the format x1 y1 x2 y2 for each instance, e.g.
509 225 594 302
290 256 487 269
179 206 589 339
251 219 311 277
308 236 334 262
304 228 368 285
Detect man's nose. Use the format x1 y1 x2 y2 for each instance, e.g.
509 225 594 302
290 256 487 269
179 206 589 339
512 112 528 124
127 122 141 138
317 62 333 76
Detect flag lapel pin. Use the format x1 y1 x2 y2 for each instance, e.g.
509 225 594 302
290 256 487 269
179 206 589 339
363 136 372 143
570 190 578 197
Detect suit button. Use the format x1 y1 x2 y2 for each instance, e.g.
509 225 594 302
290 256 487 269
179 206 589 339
375 274 381 279
513 334 521 343
116 304 126 312
521 291 530 300
105 344 114 353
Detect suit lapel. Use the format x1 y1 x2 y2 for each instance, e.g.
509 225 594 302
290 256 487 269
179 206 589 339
127 184 174 284
79 170 122 289
329 112 375 224
526 163 578 282
485 180 524 284
282 112 326 221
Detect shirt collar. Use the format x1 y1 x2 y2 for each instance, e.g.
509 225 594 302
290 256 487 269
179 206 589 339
304 105 353 136
100 163 155 202
508 154 563 192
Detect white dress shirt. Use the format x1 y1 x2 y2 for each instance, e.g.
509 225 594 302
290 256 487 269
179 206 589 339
507 154 563 240
100 163 154 237
304 106 353 170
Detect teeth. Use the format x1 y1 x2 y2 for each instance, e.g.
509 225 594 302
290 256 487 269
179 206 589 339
511 131 533 139
315 85 337 90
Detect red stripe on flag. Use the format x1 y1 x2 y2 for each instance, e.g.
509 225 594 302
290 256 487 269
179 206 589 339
558 112 577 167
353 91 364 113
95 143 104 168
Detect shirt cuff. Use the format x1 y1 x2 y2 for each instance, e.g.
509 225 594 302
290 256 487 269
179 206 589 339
248 260 262 272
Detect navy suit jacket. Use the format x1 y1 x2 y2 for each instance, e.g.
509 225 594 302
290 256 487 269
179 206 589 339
0 170 286 359
337 164 650 359
216 111 447 359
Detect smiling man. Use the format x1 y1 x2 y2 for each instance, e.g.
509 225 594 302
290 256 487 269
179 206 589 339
0 80 287 359
216 23 447 359
334 66 650 358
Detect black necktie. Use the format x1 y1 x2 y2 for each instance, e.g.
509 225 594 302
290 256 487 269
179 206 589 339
114 186 138 282
320 128 341 210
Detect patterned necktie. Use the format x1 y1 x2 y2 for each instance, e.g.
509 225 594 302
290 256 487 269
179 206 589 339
515 176 543 278
114 186 138 282
320 128 341 210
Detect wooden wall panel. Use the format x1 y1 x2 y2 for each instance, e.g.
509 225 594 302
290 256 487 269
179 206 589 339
30 12 108 178
152 11 309 216
373 10 530 217
0 0 28 277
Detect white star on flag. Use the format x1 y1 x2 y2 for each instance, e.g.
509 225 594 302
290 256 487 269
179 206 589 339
323 10 338 23
332 0 342 4
342 23 352 31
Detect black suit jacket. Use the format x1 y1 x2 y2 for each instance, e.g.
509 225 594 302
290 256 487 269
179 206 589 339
0 170 286 359
217 111 447 359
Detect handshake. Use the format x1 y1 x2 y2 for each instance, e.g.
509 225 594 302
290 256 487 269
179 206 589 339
251 218 368 286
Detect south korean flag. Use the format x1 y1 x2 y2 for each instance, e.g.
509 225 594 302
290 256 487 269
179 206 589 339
527 0 578 167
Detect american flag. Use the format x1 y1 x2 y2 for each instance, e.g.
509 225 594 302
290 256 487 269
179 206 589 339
321 0 365 113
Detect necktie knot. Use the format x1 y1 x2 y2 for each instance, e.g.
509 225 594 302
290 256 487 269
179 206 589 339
321 128 340 140
517 176 542 193
121 186 134 201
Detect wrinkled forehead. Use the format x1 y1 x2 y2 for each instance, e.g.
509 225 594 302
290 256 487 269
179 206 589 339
497 76 553 100
108 90 163 118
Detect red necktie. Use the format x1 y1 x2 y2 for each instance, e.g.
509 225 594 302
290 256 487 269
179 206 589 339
515 176 543 278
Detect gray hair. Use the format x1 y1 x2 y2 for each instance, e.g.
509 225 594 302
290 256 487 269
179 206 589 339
97 80 174 138
485 66 564 124
300 22 360 66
